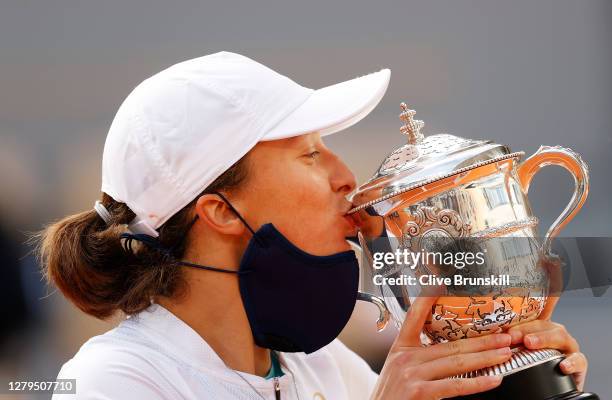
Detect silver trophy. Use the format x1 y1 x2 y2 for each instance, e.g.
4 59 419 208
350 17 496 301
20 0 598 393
351 103 597 399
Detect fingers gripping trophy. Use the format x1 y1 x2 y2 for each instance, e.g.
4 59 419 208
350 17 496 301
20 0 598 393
350 103 598 399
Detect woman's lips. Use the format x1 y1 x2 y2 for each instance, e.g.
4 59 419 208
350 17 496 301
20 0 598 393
349 211 362 227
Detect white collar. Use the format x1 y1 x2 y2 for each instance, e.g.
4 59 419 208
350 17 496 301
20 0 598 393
126 302 295 390
129 302 228 369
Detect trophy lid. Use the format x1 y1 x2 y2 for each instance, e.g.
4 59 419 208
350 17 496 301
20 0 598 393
349 103 523 213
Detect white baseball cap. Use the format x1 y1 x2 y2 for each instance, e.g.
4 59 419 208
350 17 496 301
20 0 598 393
100 51 390 237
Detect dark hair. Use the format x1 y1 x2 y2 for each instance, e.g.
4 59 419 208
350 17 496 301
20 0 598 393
31 155 249 320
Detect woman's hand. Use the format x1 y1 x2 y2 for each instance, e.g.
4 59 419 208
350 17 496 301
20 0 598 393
505 256 589 391
507 320 588 391
370 295 513 400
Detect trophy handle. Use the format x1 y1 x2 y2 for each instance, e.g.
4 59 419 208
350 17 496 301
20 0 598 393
357 292 391 332
353 231 391 332
517 145 590 255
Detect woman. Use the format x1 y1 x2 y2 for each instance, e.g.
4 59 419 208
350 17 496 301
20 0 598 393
37 51 587 399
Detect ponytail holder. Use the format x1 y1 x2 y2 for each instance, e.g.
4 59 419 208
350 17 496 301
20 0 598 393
118 216 197 257
119 232 175 258
94 200 169 255
94 200 198 258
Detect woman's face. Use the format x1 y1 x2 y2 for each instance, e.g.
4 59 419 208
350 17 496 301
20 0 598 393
236 132 359 255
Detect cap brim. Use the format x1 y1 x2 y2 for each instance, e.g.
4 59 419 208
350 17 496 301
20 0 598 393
262 68 390 141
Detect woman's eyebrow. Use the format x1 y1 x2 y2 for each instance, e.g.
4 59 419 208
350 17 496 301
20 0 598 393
289 136 316 149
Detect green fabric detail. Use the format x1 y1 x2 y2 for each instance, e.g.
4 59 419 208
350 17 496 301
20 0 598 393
264 350 285 380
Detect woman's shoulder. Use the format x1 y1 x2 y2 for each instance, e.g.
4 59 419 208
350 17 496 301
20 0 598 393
53 319 181 399
61 316 163 362
321 339 379 375
288 338 376 370
280 339 379 399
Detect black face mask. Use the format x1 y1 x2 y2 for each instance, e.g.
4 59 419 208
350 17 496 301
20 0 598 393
176 192 360 354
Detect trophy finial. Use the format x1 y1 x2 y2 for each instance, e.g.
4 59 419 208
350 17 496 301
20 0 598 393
399 102 425 144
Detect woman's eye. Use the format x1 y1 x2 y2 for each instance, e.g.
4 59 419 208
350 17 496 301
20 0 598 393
306 151 320 160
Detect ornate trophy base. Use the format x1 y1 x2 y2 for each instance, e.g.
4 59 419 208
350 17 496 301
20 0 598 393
449 347 599 400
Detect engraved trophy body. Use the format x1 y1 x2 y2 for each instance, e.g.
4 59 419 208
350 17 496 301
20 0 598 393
351 104 598 399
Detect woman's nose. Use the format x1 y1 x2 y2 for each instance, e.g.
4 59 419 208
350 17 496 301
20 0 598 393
329 155 357 195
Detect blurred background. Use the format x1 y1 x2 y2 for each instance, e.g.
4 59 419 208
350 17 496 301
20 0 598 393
1 0 610 398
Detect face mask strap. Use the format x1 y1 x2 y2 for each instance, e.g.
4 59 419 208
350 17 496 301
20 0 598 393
213 191 266 247
177 260 251 275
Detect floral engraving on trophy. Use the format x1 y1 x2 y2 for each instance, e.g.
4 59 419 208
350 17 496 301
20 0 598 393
400 206 471 245
398 206 471 278
424 293 547 344
425 297 515 343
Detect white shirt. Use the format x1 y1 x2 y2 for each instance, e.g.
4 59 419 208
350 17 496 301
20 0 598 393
53 303 379 399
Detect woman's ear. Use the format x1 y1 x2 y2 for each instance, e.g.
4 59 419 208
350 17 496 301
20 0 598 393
194 193 245 236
